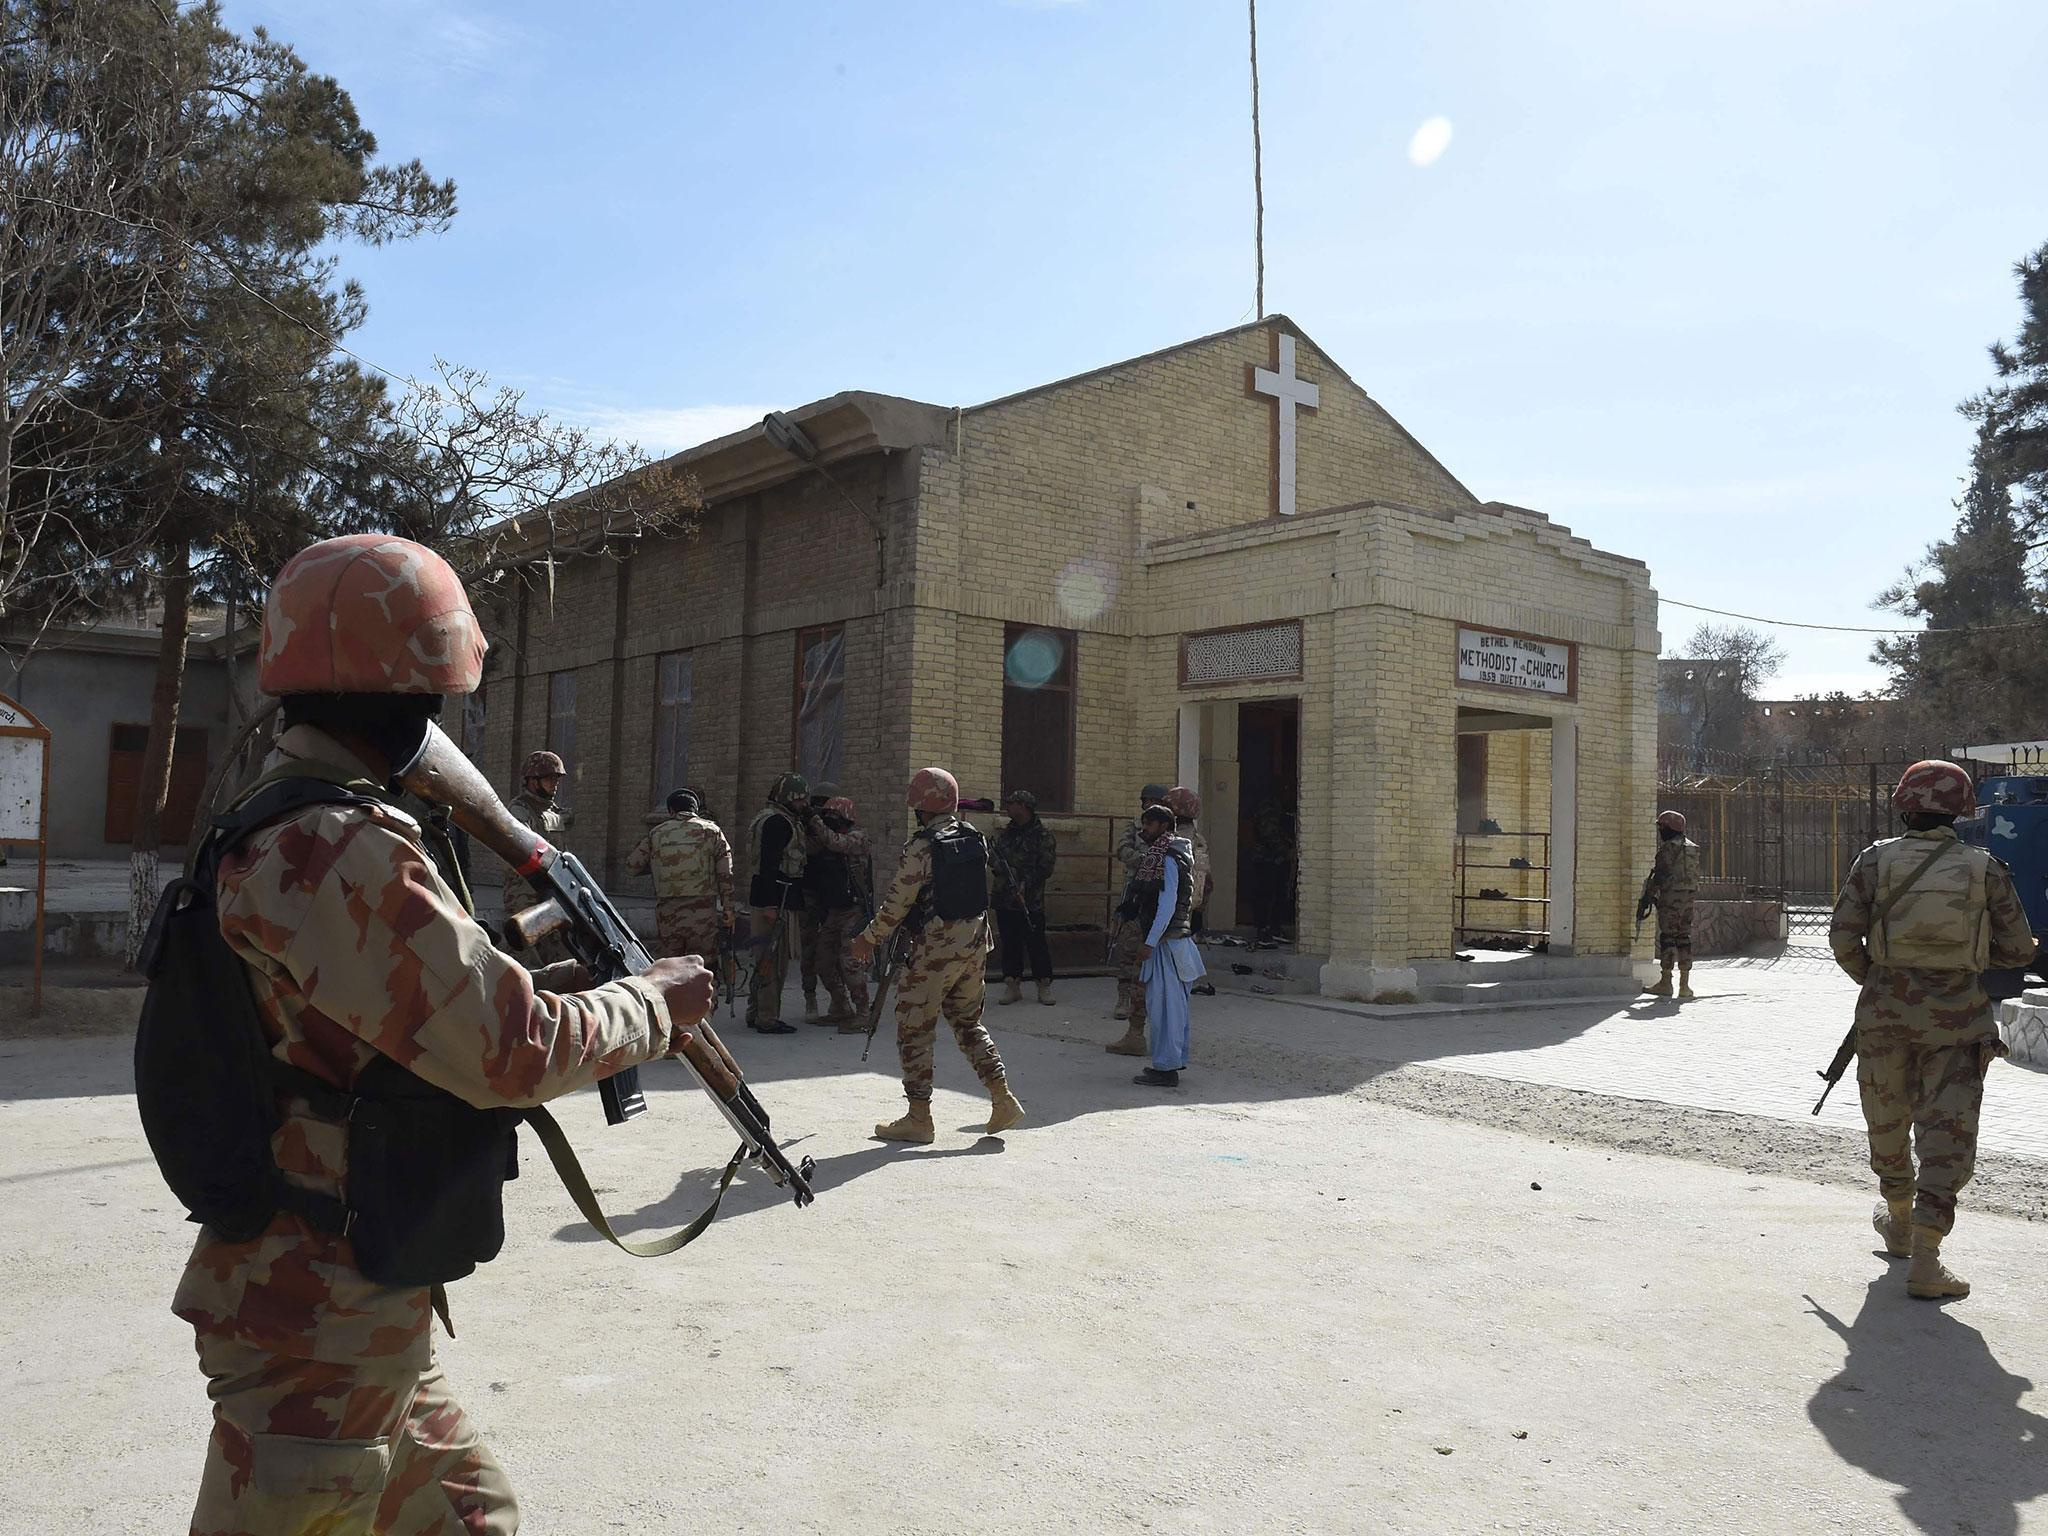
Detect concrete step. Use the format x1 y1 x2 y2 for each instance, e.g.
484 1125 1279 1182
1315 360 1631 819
1411 954 1636 987
1421 974 1644 1006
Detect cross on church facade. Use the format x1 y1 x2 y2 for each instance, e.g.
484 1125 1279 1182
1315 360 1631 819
1250 332 1318 517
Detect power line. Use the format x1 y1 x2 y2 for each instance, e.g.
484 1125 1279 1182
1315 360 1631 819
1662 596 2046 636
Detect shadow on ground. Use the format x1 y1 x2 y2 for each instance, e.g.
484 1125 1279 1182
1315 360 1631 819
1807 1277 2048 1536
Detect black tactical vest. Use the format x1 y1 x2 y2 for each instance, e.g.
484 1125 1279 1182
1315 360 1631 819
922 821 990 922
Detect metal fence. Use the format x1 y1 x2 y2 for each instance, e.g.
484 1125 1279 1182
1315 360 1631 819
1660 751 1996 937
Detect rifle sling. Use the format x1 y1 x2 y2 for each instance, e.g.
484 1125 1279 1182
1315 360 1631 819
523 1104 744 1259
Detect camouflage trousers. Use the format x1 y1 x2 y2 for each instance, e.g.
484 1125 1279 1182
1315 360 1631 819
896 945 1007 1101
1856 1020 1997 1235
653 896 724 962
188 1340 516 1535
799 906 822 1000
1114 922 1149 1026
745 906 793 1027
813 904 866 1010
1655 899 1695 965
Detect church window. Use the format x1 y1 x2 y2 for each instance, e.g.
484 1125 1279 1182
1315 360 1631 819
794 625 844 786
655 652 692 806
547 670 578 803
1002 624 1076 812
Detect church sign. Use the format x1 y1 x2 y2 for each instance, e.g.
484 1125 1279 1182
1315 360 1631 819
1455 627 1576 700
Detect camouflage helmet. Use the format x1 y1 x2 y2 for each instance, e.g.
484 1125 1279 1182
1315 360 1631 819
260 534 486 697
666 788 700 815
523 750 566 780
1166 785 1201 821
823 795 856 820
1140 782 1171 805
768 772 810 808
1656 810 1687 834
1002 789 1038 811
908 766 960 814
1893 760 1974 817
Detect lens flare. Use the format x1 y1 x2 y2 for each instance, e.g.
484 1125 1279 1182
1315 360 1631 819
1054 559 1114 625
1408 116 1453 168
1005 629 1066 690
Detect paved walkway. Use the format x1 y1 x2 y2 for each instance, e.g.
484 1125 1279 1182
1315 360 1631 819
1026 955 2048 1164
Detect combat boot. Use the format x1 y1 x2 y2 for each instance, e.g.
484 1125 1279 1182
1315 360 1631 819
1106 1023 1148 1056
820 989 855 1025
986 1082 1026 1134
1646 965 1673 998
802 991 821 1021
1112 1000 1131 1021
1677 965 1695 1000
998 978 1023 1006
874 1100 935 1144
1036 979 1056 1006
1907 1225 1970 1299
1872 1199 1912 1259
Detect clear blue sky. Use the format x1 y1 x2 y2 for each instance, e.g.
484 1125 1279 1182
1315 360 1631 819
226 0 2048 697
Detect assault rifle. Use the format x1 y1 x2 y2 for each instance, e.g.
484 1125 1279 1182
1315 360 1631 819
1812 1026 1857 1116
399 724 815 1209
862 927 914 1063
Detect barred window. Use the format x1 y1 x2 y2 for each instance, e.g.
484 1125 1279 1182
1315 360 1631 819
655 652 692 806
1180 621 1303 687
794 626 844 786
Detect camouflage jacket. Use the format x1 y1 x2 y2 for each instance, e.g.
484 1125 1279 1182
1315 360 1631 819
1116 819 1146 875
1642 837 1701 912
627 813 734 911
173 726 683 1371
1829 826 2036 1036
506 788 570 912
1184 828 1211 911
806 814 874 908
859 814 992 959
993 817 1058 911
1250 805 1295 866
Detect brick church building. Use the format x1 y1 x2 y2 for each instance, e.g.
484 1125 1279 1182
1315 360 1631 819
472 316 1659 1000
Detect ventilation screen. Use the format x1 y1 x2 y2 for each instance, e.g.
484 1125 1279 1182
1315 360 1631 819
1181 622 1302 686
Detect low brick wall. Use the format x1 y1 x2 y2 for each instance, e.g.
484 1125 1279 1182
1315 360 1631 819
1691 899 1785 958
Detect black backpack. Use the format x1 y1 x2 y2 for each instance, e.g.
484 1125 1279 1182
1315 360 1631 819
134 778 379 1243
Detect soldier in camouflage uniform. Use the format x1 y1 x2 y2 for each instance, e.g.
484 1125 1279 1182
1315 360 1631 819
625 787 735 961
743 773 810 1034
849 766 1025 1143
795 781 841 1020
1830 759 2036 1301
1248 794 1296 947
1637 809 1701 998
993 789 1059 1007
180 534 712 1534
505 749 573 966
1108 782 1171 1052
803 795 873 1025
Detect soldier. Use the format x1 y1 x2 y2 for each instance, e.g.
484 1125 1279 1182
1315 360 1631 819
1166 785 1212 934
1829 760 2035 1301
743 772 810 1034
625 787 736 962
993 788 1059 1007
1108 782 1171 1052
505 748 572 965
176 534 711 1532
1637 809 1701 998
796 780 840 1020
803 794 873 1026
848 766 1025 1143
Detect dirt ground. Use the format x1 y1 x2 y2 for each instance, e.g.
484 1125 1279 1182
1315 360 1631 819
3 973 2046 1534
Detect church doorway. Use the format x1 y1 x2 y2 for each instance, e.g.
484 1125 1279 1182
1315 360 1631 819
1452 705 1578 954
1235 700 1299 941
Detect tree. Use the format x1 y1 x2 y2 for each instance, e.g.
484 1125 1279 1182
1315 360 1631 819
1875 421 2048 742
1968 241 2048 540
1660 622 1784 766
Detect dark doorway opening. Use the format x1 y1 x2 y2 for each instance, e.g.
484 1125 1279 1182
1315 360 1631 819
1235 699 1300 941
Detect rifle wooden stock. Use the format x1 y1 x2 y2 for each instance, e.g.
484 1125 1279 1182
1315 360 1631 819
505 897 569 952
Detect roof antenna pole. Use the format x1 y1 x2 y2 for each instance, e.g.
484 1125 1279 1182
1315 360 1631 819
1249 0 1266 320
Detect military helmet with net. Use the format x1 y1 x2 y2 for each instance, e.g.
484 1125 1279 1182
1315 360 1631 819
1140 782 1170 804
1656 810 1687 834
259 534 486 696
666 788 700 815
1003 789 1038 811
523 750 565 781
824 796 856 820
768 772 810 808
1166 785 1202 821
908 766 960 815
1892 760 1974 817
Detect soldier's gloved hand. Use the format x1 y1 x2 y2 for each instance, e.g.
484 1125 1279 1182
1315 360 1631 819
641 955 715 1037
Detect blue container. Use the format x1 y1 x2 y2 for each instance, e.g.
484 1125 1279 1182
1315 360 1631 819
1958 777 2048 985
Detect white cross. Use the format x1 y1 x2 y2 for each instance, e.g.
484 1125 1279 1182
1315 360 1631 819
1252 333 1318 518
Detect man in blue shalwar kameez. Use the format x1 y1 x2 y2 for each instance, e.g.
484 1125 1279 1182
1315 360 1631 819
1128 802 1205 1088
